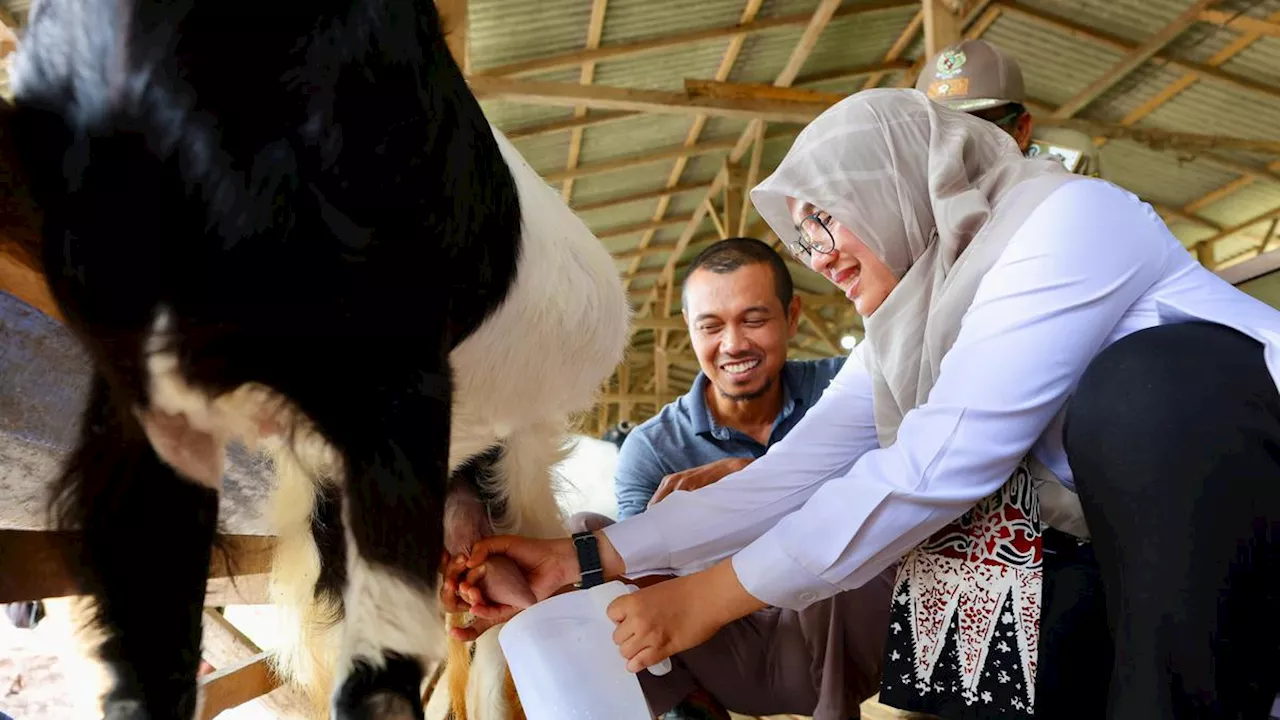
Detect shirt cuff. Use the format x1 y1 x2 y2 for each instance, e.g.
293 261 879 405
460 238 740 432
730 531 843 611
601 511 670 575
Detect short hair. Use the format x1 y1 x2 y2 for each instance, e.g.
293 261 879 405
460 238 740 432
681 237 794 312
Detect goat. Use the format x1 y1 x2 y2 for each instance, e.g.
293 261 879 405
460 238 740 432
0 0 630 718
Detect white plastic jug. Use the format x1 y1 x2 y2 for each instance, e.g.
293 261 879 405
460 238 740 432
498 580 672 720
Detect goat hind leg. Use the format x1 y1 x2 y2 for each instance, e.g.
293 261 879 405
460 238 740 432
327 364 454 720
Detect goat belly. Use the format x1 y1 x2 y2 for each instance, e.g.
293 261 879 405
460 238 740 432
442 481 537 610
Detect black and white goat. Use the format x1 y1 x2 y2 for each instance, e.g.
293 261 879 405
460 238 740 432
0 0 630 718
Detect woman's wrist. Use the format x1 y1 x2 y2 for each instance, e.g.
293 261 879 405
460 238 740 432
561 531 627 586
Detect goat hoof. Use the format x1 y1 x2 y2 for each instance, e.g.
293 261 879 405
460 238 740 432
333 653 425 720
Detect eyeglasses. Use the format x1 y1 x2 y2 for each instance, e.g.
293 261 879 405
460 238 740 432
783 213 836 260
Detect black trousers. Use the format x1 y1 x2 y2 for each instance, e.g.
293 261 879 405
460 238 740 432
1063 322 1280 719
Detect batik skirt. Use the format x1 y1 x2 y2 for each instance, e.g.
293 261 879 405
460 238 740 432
877 460 1043 720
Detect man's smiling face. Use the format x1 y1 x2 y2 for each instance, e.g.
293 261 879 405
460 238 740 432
683 262 798 401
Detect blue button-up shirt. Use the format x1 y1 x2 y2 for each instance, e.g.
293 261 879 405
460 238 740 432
614 357 846 519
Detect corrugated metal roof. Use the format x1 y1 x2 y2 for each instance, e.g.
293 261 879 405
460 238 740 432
3 0 1280 422
1097 140 1239 207
981 14 1129 109
1013 0 1197 41
470 0 597 71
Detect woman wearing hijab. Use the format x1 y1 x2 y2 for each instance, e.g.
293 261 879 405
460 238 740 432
455 89 1280 719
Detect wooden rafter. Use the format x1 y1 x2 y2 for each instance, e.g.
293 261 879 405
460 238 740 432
1050 0 1218 120
506 111 637 140
922 0 962 58
621 0 768 303
559 0 610 202
648 0 844 401
572 181 712 214
863 10 923 90
994 0 1280 107
436 0 469 73
669 80 1280 155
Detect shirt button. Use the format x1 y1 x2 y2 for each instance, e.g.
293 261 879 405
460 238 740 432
799 592 817 604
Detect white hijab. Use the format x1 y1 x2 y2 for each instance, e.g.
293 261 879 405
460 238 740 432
751 89 1079 446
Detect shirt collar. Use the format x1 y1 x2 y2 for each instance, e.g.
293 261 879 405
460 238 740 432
688 363 803 441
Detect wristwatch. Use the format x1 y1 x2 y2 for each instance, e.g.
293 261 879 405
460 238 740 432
572 531 604 589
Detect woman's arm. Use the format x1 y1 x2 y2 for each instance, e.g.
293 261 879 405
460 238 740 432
725 180 1173 609
599 348 880 577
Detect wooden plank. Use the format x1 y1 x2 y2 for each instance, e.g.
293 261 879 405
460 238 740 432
573 182 712 214
0 529 275 604
1199 9 1280 38
469 76 820 123
198 651 279 720
201 609 309 718
799 306 842 355
1051 0 1218 119
435 0 469 73
922 0 962 58
620 0 769 297
996 1 1280 106
676 80 1280 155
863 11 922 90
598 214 695 239
506 110 637 140
559 0 611 202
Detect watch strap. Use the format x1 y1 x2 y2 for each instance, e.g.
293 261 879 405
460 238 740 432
572 530 604 589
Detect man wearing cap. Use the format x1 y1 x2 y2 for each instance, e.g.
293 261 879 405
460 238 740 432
915 38 1104 178
915 38 1035 150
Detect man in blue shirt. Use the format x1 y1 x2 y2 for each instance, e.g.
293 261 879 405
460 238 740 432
573 238 896 720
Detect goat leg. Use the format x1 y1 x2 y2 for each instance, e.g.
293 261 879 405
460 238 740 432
50 377 218 719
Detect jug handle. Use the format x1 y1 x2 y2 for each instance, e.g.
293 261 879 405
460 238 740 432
593 583 672 676
621 584 673 676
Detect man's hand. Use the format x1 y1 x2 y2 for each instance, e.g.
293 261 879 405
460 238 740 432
648 457 752 507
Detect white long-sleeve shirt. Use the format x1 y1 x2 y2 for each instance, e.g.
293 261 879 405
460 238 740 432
602 178 1280 611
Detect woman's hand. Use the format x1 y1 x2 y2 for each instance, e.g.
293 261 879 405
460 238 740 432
606 559 767 673
460 535 581 623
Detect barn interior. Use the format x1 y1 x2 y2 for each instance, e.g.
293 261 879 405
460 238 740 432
1 0 1279 718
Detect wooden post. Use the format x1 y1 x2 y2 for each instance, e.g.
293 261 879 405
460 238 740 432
436 0 469 73
723 159 746 239
617 363 632 424
922 0 962 58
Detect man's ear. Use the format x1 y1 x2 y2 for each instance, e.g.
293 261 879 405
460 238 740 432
0 97 59 321
787 295 801 338
1015 113 1035 154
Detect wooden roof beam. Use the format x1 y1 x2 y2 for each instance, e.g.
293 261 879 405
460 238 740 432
506 111 638 140
681 79 1280 155
1050 0 1218 120
994 1 1280 107
544 125 796 183
623 0 768 300
470 76 819 123
598 214 695 239
436 0 469 73
573 181 712 214
1198 10 1280 38
922 0 963 58
470 0 918 78
559 0 611 202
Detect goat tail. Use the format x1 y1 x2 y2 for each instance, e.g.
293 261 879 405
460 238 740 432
263 441 343 720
